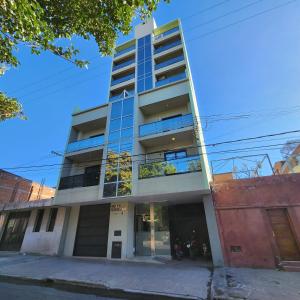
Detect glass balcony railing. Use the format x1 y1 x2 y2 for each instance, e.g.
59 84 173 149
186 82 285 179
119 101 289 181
154 26 180 41
112 59 135 72
111 73 135 86
139 155 201 179
139 113 193 137
114 45 136 58
66 135 104 153
155 71 186 88
154 39 181 55
155 55 184 70
58 172 100 190
109 89 134 102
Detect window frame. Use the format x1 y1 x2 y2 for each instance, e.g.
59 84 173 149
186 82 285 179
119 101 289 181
46 208 58 232
33 209 44 232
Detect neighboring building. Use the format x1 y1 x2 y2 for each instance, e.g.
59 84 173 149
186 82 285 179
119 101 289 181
212 173 300 270
274 144 300 174
51 18 223 265
0 169 55 204
0 170 56 252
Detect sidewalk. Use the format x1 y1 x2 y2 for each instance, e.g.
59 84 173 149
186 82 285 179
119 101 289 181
0 253 300 300
0 253 211 299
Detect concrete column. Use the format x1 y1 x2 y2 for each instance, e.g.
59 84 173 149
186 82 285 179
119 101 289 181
63 206 80 256
58 207 71 255
203 195 224 266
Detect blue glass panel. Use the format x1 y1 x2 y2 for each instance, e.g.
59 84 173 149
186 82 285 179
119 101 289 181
112 59 135 72
121 128 133 140
139 113 193 137
154 39 181 55
109 130 120 143
66 135 104 153
111 73 135 86
145 77 153 90
155 72 186 88
111 101 122 119
154 26 179 40
114 44 135 58
110 118 121 132
122 97 134 116
122 115 133 129
155 54 184 70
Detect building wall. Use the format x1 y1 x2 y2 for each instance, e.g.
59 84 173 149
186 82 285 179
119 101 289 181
0 170 55 204
212 173 300 268
21 207 66 255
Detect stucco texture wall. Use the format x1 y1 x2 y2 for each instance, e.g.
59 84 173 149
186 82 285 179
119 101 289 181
21 207 66 255
212 173 300 269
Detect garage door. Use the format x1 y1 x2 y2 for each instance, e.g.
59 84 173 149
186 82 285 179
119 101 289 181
73 204 110 257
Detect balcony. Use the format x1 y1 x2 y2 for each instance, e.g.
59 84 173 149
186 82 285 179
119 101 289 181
155 54 184 70
66 135 104 153
58 172 100 190
154 39 181 55
109 89 134 102
139 155 201 179
156 71 186 88
154 26 180 41
114 45 135 58
112 58 135 72
111 73 135 86
139 113 193 137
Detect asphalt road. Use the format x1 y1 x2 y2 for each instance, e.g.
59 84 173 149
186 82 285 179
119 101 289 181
0 281 125 300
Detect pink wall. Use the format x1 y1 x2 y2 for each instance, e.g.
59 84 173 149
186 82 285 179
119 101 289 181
212 173 300 268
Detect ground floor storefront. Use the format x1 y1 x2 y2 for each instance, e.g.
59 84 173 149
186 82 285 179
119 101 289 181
62 197 223 266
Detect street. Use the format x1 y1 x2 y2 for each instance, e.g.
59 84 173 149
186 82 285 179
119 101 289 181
0 281 124 300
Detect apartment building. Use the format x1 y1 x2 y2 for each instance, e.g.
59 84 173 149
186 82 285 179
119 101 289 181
35 18 223 265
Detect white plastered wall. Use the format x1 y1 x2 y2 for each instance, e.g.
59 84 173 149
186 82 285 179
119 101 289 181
21 207 66 255
107 202 135 259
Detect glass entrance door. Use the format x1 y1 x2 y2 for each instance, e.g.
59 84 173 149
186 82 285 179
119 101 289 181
134 203 170 256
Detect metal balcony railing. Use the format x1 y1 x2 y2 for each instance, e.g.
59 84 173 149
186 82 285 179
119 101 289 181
66 135 104 153
154 39 181 55
109 90 134 102
154 26 180 41
111 73 135 86
155 71 186 88
112 59 135 72
114 45 135 58
155 54 184 70
139 113 193 137
58 172 100 190
139 155 201 179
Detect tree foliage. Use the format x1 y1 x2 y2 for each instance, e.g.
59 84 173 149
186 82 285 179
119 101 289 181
0 92 26 121
0 0 167 121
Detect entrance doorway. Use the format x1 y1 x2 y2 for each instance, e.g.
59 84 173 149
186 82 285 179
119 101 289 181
0 211 30 251
267 208 300 261
168 203 211 261
73 204 110 257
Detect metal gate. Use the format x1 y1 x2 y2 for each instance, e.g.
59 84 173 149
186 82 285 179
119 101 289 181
73 204 110 257
0 211 30 251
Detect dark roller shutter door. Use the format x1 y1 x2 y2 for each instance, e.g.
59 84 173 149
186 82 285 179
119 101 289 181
73 204 110 257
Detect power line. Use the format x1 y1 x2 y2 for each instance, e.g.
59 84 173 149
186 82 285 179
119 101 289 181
2 129 299 171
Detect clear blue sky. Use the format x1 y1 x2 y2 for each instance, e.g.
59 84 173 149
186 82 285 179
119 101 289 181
1 0 300 186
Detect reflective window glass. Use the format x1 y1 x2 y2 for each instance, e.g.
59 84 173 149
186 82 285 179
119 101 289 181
119 167 132 181
117 181 132 196
121 128 133 140
122 115 133 129
111 101 122 119
104 168 118 183
103 183 117 197
110 118 121 132
145 77 153 90
122 97 134 115
108 130 120 143
107 143 119 155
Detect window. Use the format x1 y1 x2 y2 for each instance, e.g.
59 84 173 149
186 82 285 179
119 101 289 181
33 209 44 232
89 133 104 138
137 35 153 93
165 150 187 161
47 208 58 232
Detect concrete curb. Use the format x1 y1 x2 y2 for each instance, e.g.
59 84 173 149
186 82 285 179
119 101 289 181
0 274 203 300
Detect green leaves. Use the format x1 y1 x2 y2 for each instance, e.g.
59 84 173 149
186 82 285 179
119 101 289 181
0 92 26 122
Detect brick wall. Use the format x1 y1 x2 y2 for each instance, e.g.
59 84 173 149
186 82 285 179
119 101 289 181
212 173 300 268
0 170 55 204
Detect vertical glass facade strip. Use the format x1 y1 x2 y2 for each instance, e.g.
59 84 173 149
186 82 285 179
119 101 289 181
137 35 153 93
103 97 134 198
